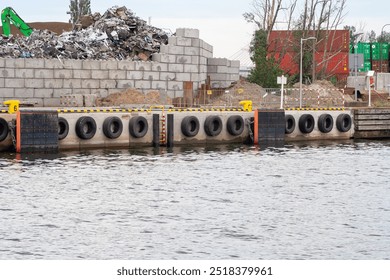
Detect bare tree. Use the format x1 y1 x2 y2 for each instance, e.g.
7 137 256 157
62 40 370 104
245 0 348 82
68 0 91 26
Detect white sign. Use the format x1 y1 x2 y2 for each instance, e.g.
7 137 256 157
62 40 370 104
277 76 287 85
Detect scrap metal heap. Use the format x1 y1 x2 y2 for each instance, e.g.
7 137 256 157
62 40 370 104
0 6 169 60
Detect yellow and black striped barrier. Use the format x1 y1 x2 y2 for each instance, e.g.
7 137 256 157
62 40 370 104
57 107 245 113
285 107 345 111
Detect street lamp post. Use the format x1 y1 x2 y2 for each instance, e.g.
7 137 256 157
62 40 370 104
300 37 317 108
380 24 390 73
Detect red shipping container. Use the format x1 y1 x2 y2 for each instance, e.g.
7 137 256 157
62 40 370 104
268 30 349 54
315 52 349 75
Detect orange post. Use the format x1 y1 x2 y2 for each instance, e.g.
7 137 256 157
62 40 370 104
254 110 258 145
16 111 21 153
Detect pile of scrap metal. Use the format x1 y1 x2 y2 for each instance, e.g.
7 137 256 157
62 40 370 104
0 6 169 60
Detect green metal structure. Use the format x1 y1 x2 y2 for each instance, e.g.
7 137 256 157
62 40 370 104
1 7 33 36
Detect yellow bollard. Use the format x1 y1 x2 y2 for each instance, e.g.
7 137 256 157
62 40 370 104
239 100 253 112
3 100 20 114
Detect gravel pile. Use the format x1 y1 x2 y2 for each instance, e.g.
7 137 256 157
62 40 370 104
0 6 169 60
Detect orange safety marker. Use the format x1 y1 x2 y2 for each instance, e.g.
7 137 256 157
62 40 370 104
16 111 21 153
253 110 259 145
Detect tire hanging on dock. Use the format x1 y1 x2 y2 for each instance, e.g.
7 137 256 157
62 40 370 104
226 115 245 136
129 116 148 138
0 118 9 142
204 116 223 137
75 116 97 140
285 115 296 134
298 114 315 134
58 117 69 140
336 114 352 132
181 116 200 137
103 116 123 139
318 114 334 133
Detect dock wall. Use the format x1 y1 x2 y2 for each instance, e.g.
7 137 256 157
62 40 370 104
0 28 240 107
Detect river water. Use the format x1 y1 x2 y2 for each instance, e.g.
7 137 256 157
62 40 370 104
0 140 389 260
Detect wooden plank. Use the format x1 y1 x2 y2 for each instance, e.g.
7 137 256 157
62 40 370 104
355 125 390 130
354 115 390 120
355 109 390 115
355 120 390 125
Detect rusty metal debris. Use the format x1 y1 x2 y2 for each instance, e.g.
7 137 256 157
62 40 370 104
0 6 169 60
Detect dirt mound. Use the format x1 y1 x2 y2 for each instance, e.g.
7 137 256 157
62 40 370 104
96 89 172 107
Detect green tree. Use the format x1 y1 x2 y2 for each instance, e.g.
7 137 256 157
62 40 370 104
248 29 283 88
68 0 91 25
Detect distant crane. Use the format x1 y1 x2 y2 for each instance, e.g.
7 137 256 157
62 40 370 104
1 7 33 37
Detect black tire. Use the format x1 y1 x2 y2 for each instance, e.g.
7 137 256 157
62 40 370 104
103 116 123 139
298 114 315 134
336 114 352 132
58 117 69 140
75 116 97 140
318 114 334 133
0 118 9 142
285 114 296 134
181 116 200 137
227 115 245 136
204 116 223 137
129 116 148 138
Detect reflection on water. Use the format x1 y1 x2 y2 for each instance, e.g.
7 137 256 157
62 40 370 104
0 140 390 260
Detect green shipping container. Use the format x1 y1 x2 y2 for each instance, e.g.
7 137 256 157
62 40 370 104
357 42 371 60
381 43 389 60
359 61 371 72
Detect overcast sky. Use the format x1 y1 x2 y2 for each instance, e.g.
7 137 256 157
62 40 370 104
1 0 389 60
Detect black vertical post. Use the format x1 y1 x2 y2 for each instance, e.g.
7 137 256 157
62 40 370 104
167 114 174 148
152 114 160 148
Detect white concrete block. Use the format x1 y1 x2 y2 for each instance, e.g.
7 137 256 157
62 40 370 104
63 79 82 88
176 28 200 39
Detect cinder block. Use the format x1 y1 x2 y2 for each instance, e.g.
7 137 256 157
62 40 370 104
0 59 5 67
35 69 54 79
45 59 64 69
53 89 71 98
176 28 200 39
127 71 143 80
34 89 54 98
73 89 91 96
73 70 91 79
5 58 15 68
191 56 199 65
160 72 176 81
151 62 168 72
5 78 24 88
83 60 101 70
228 67 240 74
201 41 213 53
168 36 177 45
168 64 184 72
152 53 162 62
54 69 73 79
160 44 169 54
168 45 184 55
15 69 34 78
116 80 134 88
207 65 218 73
176 55 192 64
25 78 44 88
92 89 109 98
14 59 26 68
91 70 109 80
118 60 135 70
184 64 200 73
84 94 98 107
184 47 200 56
176 73 191 81
156 54 176 63
0 69 15 78
0 78 4 88
151 81 165 90
208 58 228 66
135 80 151 89
44 79 63 89
199 57 207 66
177 37 192 47
144 71 160 81
201 49 213 58
60 94 84 107
0 88 14 98
15 88 34 97
217 66 229 73
100 80 117 89
81 79 100 89
134 61 152 71
43 98 61 107
25 59 45 68
63 59 83 69
168 81 183 91
101 60 118 70
191 73 200 81
63 79 82 88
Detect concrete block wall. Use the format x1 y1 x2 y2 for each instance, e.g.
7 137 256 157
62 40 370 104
207 58 240 88
0 28 240 107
